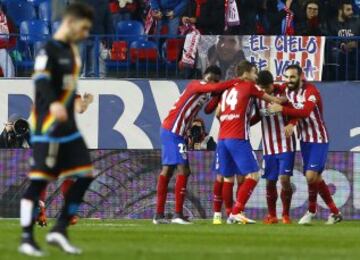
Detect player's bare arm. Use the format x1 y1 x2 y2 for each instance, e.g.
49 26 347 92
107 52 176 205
50 102 68 122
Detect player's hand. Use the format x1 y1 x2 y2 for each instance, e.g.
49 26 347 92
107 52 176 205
83 93 94 105
268 103 283 114
182 16 190 24
284 124 295 138
278 96 288 104
50 102 68 122
166 11 174 19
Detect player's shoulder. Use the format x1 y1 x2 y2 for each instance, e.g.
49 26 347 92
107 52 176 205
303 81 319 93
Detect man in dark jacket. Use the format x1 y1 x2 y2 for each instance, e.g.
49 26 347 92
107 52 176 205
151 0 188 36
182 0 225 35
326 0 360 80
78 0 113 77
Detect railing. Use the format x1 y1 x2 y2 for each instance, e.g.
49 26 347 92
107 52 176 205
1 34 359 80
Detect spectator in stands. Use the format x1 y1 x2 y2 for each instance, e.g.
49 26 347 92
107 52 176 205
235 0 266 35
182 0 224 35
295 0 327 35
267 0 301 35
0 6 15 78
328 0 360 36
79 0 113 78
197 35 245 80
186 118 216 151
150 0 188 36
327 1 360 79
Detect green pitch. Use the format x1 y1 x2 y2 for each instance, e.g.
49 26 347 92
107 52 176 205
1 219 360 260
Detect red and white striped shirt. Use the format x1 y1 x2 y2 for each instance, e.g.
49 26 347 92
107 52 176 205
282 82 329 143
253 85 296 156
218 81 265 140
162 79 239 136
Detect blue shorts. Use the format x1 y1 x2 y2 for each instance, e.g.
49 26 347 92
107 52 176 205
262 152 295 181
300 142 329 174
160 127 188 166
215 139 259 177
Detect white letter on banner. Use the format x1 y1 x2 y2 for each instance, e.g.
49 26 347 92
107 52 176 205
77 80 152 149
353 153 360 209
149 80 181 122
318 170 351 209
0 80 33 124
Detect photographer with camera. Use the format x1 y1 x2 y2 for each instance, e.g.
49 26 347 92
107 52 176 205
0 114 31 148
186 117 216 151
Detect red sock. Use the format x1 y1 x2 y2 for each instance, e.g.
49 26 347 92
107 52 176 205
61 179 75 198
175 175 188 214
222 182 234 216
213 180 223 213
156 175 170 214
281 188 293 216
233 179 257 214
318 180 339 215
266 182 278 217
308 182 318 213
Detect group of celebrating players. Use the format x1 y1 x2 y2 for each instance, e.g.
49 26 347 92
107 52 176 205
154 60 342 227
17 2 343 258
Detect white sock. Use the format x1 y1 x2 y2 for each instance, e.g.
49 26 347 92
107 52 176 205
20 199 34 227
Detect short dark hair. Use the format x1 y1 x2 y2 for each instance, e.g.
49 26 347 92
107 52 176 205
257 70 274 87
338 0 352 10
63 3 94 22
204 65 222 77
305 0 319 8
285 64 303 76
236 60 256 77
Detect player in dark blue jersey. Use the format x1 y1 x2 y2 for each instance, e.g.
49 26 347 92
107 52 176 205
19 3 95 256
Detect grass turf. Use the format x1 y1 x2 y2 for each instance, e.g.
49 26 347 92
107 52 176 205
0 219 360 260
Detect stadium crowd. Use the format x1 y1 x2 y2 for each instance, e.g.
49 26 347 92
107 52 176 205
0 0 359 79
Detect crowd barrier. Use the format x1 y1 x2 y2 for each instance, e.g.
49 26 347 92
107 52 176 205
1 34 359 80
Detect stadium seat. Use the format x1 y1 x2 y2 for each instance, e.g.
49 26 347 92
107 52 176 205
164 39 184 62
27 0 48 6
130 40 158 63
116 20 144 44
110 41 127 61
20 20 50 43
38 1 51 23
6 1 36 26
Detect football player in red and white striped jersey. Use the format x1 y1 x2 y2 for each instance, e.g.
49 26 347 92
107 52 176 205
269 65 342 225
251 70 296 224
154 66 240 225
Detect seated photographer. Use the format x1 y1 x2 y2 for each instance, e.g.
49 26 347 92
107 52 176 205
0 114 31 148
186 118 216 151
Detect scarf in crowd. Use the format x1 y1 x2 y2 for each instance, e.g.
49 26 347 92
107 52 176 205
179 24 200 68
225 0 240 29
0 11 9 40
277 0 294 35
195 0 207 17
144 9 158 34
